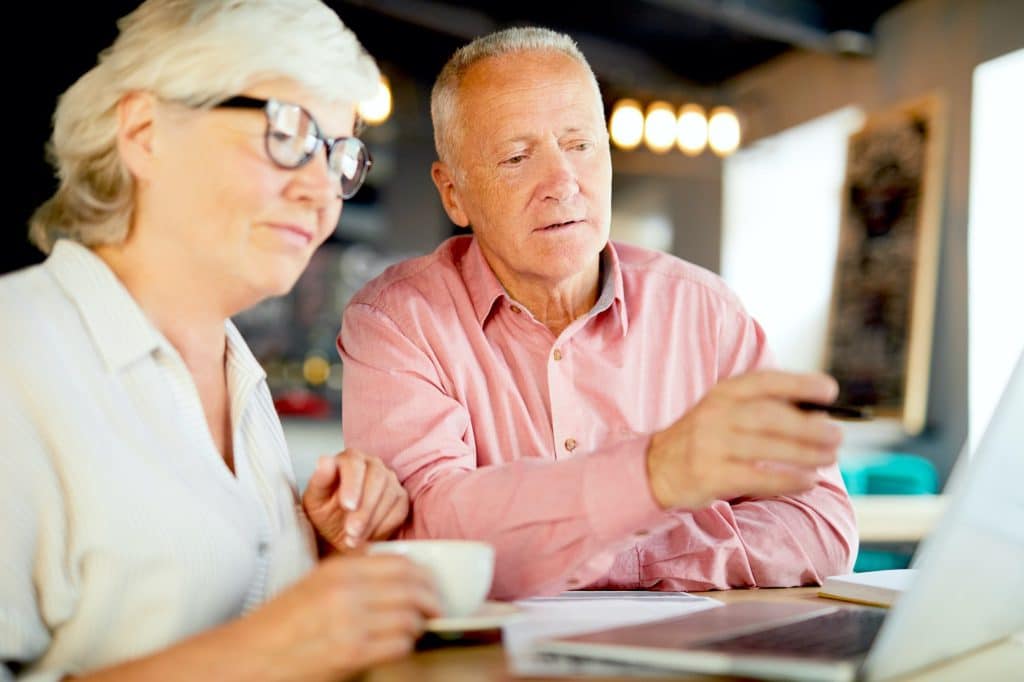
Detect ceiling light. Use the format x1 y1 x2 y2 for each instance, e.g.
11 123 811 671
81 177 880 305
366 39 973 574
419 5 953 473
676 104 708 156
609 99 644 150
643 101 677 154
357 75 392 125
708 106 741 156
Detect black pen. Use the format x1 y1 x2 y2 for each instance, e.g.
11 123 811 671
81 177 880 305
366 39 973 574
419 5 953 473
794 401 872 420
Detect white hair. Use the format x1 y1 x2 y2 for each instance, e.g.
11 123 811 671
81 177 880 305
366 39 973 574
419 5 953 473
29 0 379 253
430 26 601 165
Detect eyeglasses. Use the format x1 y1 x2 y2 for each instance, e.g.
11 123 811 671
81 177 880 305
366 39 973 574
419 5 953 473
214 95 372 199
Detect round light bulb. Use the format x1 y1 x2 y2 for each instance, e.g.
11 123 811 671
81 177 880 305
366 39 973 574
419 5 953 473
609 99 644 150
357 75 392 126
676 104 708 156
708 106 741 156
302 354 331 386
643 101 677 154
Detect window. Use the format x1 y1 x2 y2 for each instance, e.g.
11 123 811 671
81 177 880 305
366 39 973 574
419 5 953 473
721 107 865 372
968 48 1024 454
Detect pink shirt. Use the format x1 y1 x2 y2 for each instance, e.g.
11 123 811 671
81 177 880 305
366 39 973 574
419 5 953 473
339 236 857 600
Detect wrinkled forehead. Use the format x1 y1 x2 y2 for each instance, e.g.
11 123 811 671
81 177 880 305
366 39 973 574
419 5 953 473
461 50 601 106
453 51 604 145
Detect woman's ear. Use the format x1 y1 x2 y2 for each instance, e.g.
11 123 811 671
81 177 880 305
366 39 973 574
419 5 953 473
116 91 158 180
430 161 470 228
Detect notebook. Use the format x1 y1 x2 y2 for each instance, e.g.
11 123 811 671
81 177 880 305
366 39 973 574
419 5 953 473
535 350 1024 681
817 568 916 607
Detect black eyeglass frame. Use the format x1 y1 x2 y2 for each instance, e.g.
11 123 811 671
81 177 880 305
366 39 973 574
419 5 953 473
214 95 372 199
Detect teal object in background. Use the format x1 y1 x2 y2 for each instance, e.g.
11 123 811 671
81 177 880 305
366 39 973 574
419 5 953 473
852 547 916 572
840 452 939 496
841 452 939 572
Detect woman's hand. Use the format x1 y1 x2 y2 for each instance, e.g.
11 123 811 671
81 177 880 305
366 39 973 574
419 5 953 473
236 554 440 680
72 555 440 682
303 449 409 552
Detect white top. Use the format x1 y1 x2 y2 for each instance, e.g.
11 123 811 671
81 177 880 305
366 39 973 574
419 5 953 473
0 241 316 681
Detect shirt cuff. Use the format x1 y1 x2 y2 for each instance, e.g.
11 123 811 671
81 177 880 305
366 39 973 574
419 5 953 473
582 433 673 546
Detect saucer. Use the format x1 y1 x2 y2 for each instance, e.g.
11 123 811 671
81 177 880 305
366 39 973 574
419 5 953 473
425 601 524 633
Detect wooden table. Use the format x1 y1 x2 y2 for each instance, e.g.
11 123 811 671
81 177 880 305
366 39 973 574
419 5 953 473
364 587 1024 681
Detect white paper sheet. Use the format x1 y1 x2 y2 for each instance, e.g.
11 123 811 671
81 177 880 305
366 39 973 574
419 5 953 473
504 591 722 677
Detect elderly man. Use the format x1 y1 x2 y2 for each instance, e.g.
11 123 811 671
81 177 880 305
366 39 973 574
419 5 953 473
338 27 857 600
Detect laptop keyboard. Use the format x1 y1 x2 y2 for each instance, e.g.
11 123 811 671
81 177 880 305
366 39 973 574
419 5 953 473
701 608 886 659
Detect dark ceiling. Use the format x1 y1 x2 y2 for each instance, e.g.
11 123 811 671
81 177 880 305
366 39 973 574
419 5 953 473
332 0 908 93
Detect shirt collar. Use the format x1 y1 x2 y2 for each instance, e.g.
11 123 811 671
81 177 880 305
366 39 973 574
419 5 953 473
460 236 628 336
461 237 508 326
45 239 164 372
595 242 629 337
225 318 267 386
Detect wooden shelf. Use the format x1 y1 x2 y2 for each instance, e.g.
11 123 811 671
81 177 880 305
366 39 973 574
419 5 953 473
851 494 948 543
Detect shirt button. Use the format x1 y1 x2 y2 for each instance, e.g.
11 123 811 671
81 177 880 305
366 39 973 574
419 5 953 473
510 305 522 314
634 529 650 537
257 541 270 556
566 577 581 587
553 348 563 361
564 438 577 452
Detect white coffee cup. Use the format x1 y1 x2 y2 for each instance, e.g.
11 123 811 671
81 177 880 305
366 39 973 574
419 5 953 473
369 539 495 617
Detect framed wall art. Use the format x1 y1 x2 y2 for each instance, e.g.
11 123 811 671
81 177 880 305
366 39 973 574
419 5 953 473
824 93 948 435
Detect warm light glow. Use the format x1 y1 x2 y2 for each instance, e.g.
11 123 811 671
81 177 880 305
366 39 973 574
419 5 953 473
643 101 677 153
357 75 392 125
609 99 644 150
708 106 741 156
302 354 331 386
676 103 708 156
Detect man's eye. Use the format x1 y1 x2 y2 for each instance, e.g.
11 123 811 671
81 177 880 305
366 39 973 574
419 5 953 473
570 141 592 152
502 154 527 166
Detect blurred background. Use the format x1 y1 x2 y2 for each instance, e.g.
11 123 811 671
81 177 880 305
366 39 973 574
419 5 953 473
7 1 1023 564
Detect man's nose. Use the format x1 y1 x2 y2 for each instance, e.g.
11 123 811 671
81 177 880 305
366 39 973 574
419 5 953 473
539 148 580 202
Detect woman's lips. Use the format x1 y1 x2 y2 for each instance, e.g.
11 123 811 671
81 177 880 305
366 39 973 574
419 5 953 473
268 223 314 246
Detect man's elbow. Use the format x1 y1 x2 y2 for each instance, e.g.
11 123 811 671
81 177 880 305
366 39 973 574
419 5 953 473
813 495 860 580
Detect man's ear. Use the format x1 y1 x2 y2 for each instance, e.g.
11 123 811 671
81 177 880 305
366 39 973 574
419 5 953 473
431 161 470 228
116 91 159 181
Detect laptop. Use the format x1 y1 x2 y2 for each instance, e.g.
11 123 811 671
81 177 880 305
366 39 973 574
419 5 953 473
535 351 1024 681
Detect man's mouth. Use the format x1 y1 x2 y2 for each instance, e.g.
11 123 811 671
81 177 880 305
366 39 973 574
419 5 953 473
538 219 582 231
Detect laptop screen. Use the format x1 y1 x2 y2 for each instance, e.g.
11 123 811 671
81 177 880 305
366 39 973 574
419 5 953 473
863 350 1024 679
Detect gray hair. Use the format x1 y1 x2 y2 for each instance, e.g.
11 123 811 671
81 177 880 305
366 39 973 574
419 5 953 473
29 0 379 254
430 26 601 166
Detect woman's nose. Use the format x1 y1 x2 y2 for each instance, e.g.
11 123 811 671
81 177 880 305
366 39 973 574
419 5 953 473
288 144 341 205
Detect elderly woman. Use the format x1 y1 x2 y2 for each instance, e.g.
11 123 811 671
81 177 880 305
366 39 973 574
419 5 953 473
0 1 439 680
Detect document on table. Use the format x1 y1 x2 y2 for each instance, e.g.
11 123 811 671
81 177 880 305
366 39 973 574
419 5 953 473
504 590 722 677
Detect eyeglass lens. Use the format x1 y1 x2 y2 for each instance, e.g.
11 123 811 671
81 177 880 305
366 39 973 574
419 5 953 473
265 100 370 199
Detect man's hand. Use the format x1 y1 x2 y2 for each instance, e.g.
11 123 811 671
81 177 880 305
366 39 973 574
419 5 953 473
646 370 843 510
303 449 409 552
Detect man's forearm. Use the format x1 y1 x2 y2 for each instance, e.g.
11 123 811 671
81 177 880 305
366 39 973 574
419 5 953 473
641 472 857 590
399 437 673 600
